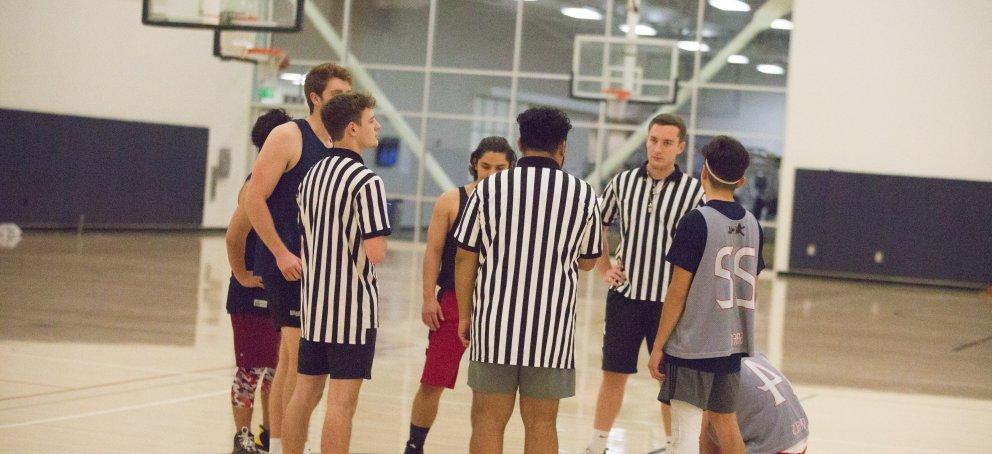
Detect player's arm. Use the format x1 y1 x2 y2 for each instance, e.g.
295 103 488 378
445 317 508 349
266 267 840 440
226 183 263 288
420 190 456 330
245 123 302 280
648 265 692 380
454 247 479 347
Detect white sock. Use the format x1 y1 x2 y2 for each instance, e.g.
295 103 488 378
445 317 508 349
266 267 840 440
268 438 282 454
587 429 609 453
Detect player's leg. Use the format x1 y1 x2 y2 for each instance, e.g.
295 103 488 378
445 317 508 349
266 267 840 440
259 368 274 451
669 400 704 454
467 362 518 454
406 290 466 453
231 366 260 453
643 300 673 445
704 411 744 454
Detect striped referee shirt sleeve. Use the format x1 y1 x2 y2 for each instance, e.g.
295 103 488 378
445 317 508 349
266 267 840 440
453 184 483 253
600 177 619 226
355 176 391 239
579 197 603 259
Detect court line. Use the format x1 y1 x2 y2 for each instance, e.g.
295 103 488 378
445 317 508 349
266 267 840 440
0 390 227 430
952 334 992 352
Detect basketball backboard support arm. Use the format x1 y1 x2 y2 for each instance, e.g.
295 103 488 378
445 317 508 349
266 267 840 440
584 0 793 183
304 1 456 192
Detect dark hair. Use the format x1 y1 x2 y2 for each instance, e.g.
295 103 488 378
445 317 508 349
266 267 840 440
469 136 517 179
304 62 353 112
516 107 572 153
648 113 687 143
250 109 292 150
320 92 377 142
700 135 750 190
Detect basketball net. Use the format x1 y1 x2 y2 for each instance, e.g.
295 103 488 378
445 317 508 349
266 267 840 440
603 87 631 120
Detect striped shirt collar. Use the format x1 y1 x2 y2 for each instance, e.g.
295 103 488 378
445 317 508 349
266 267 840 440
517 155 561 170
636 161 683 182
328 147 364 164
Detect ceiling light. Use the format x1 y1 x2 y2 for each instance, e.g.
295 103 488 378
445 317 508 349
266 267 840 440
727 54 749 64
677 41 710 52
756 64 785 75
771 18 793 30
560 6 603 20
619 24 658 36
708 0 751 12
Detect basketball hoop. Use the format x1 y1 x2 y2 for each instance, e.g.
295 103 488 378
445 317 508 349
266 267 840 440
603 87 632 120
246 47 290 70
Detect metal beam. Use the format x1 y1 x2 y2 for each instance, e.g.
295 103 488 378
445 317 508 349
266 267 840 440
585 0 793 183
303 0 456 191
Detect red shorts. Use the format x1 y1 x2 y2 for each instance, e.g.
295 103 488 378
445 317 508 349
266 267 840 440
420 290 467 389
231 313 280 368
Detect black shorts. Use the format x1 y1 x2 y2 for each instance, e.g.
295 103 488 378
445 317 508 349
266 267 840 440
298 329 377 379
657 360 741 414
602 290 662 374
262 274 301 330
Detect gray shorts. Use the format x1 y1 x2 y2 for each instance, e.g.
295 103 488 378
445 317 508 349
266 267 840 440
657 361 741 414
467 361 575 399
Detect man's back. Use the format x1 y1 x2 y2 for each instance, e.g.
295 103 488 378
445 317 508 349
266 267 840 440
455 155 601 369
738 354 809 454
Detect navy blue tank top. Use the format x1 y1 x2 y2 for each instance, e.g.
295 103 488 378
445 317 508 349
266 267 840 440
436 186 469 292
254 119 332 277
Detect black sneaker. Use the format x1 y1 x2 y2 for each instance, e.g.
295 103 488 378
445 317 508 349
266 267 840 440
233 427 259 454
257 425 270 453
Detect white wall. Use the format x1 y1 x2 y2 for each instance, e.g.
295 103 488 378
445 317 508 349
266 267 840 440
775 0 992 270
0 0 255 228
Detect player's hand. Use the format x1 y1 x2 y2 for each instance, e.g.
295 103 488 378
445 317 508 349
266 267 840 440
422 298 445 331
235 271 265 289
276 250 303 281
602 262 627 287
458 318 471 348
649 349 665 382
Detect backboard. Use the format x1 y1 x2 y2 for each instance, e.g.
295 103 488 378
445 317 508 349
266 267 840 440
571 34 680 105
142 0 304 32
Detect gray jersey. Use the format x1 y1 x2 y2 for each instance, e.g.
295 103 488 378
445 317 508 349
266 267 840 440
738 354 809 454
664 206 759 359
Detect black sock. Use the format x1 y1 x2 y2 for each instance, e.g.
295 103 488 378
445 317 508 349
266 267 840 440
405 424 430 451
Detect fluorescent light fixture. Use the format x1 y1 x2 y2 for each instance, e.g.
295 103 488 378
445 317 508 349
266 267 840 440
619 24 658 36
727 54 749 64
771 18 793 30
280 72 305 85
677 40 710 52
756 64 785 75
708 0 751 12
560 6 603 20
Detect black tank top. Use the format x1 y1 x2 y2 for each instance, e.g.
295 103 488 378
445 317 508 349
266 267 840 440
227 230 268 314
436 186 469 291
255 119 332 277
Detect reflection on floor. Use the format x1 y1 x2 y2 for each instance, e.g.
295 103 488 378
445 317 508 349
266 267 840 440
1 232 990 453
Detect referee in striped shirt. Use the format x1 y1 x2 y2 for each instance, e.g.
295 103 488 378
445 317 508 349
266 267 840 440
586 114 704 454
454 107 602 454
283 93 390 454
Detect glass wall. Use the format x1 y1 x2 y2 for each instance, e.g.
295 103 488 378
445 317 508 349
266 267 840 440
257 0 792 241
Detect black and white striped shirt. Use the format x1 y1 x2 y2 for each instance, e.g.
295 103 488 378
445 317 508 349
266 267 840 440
454 156 602 369
298 148 391 344
600 163 704 302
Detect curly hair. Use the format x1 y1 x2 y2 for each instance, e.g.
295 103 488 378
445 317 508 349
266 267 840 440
250 108 292 149
516 107 572 153
469 136 517 179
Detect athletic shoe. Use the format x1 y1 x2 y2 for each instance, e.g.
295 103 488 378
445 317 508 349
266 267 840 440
233 427 260 454
257 425 270 452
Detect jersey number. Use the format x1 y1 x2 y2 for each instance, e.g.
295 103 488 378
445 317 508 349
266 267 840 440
742 359 786 406
714 246 756 309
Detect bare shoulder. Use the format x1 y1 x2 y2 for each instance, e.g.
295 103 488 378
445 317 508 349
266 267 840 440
436 187 461 215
